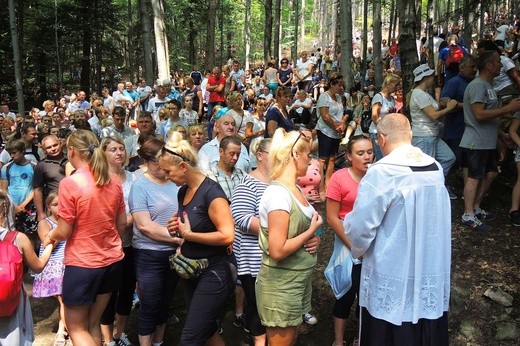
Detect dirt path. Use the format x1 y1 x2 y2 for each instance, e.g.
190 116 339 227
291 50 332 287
31 173 520 345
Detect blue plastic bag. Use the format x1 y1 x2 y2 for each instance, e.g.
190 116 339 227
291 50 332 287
324 235 354 299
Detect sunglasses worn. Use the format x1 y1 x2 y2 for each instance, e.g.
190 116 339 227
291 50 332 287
291 130 310 157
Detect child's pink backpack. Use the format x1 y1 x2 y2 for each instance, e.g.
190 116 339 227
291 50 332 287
0 231 23 317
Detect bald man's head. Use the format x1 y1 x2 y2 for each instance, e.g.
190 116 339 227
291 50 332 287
377 113 412 154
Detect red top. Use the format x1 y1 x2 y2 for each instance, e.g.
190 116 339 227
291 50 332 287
326 168 359 220
208 75 226 103
58 167 125 268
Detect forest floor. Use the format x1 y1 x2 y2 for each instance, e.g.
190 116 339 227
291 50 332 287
31 165 520 345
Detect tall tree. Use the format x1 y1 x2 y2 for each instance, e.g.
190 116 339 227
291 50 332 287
8 0 24 114
128 0 135 81
79 1 93 95
292 0 299 62
362 0 369 73
244 0 251 70
397 0 418 115
339 0 353 91
206 0 218 69
372 0 384 88
264 0 273 62
139 0 154 85
151 0 169 80
274 0 281 64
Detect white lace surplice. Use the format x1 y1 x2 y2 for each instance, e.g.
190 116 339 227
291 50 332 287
345 145 451 325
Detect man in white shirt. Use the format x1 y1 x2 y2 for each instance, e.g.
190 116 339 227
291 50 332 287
146 86 170 123
198 113 251 174
136 79 152 111
345 114 451 344
0 104 16 121
101 106 135 140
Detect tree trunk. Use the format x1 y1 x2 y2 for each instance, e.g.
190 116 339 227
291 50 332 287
462 0 477 48
340 0 353 91
53 0 62 91
273 0 281 64
292 0 299 63
300 0 305 41
80 3 92 95
362 0 368 72
244 0 251 70
94 0 102 93
151 0 169 81
330 0 338 48
415 0 422 38
427 0 435 67
264 0 273 63
205 0 218 69
388 0 395 43
319 0 325 47
128 0 135 81
139 0 154 85
8 0 24 114
397 0 417 118
373 0 384 88
188 9 197 66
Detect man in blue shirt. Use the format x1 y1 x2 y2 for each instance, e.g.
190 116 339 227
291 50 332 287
440 55 477 166
123 82 140 121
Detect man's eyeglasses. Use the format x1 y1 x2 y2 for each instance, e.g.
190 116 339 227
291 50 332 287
291 130 310 157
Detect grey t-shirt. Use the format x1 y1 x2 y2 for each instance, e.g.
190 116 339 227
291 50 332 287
460 77 500 150
129 175 179 251
410 88 441 137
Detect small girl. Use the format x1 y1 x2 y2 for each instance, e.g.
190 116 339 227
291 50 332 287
32 192 68 345
180 95 198 126
0 190 53 345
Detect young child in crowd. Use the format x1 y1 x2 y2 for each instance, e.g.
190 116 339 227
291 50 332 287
0 138 36 234
32 192 68 345
180 95 198 126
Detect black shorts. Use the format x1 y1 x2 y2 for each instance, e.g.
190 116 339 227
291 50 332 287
459 148 498 180
317 130 341 159
62 261 123 306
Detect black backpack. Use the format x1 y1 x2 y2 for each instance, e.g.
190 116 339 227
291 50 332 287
360 109 372 133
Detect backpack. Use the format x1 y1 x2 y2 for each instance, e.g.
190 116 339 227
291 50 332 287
0 231 23 317
361 109 372 133
445 44 464 72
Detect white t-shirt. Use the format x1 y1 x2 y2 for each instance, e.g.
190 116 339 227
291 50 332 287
291 98 312 114
315 92 344 139
259 184 315 230
227 109 253 138
495 24 509 41
410 88 441 137
493 55 517 92
369 93 396 133
296 59 314 81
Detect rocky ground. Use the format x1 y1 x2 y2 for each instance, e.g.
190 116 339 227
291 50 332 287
31 169 519 345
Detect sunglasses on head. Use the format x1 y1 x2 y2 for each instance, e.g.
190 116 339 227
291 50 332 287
156 145 188 162
291 130 310 157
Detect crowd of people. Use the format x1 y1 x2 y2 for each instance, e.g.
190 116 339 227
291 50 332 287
0 15 520 346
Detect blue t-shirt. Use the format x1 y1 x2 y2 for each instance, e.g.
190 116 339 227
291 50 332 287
1 161 35 205
129 175 179 251
265 106 294 138
441 73 471 140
